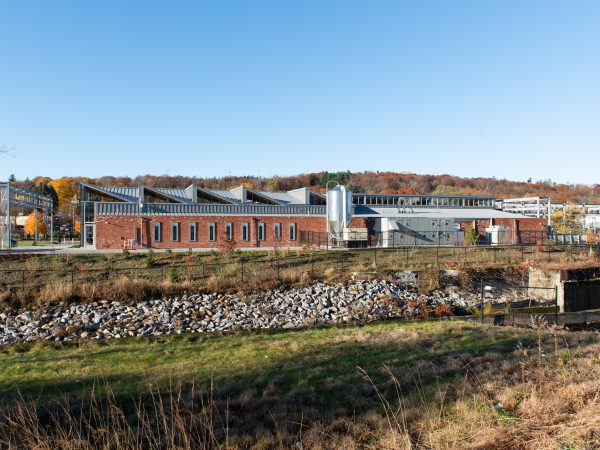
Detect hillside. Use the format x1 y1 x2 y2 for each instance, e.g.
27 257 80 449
13 171 600 212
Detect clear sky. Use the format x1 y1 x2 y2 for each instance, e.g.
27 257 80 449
0 1 599 184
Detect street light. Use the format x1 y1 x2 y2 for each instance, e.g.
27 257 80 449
70 196 78 243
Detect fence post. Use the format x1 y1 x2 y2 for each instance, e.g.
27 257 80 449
480 278 484 324
374 248 377 267
436 246 439 267
276 257 280 281
241 260 244 282
71 269 74 285
21 270 25 292
555 285 559 325
521 245 524 261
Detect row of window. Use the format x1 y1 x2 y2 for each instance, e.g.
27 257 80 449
152 221 297 242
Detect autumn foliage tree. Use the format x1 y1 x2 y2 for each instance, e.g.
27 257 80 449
24 212 47 236
49 177 76 211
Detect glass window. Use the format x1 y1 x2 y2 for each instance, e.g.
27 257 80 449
190 222 197 242
153 222 161 242
258 222 265 241
242 222 249 241
171 222 180 242
225 222 233 240
289 223 296 241
274 222 281 240
208 222 216 242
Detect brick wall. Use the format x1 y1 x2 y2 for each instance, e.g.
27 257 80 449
95 215 327 249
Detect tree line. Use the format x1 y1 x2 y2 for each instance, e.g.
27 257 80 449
7 171 600 212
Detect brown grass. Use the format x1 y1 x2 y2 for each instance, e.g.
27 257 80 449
0 323 598 449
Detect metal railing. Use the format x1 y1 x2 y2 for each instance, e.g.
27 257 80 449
95 202 327 216
300 230 595 248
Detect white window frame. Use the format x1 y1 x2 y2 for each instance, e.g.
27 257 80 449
208 222 216 242
242 222 249 241
171 222 180 242
289 222 296 241
190 222 198 242
257 222 265 241
153 222 161 242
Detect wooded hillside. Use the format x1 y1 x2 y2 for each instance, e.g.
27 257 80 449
14 171 600 210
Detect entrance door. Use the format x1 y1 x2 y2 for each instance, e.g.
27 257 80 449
84 224 95 248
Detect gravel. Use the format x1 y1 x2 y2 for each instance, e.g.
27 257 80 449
0 279 476 346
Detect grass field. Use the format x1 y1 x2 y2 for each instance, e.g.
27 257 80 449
1 319 598 449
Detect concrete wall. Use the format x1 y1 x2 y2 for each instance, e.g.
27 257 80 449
528 267 600 312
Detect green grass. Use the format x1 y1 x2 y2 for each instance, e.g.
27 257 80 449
1 320 598 449
15 239 55 247
0 320 531 407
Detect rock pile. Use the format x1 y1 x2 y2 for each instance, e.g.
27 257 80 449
0 280 475 346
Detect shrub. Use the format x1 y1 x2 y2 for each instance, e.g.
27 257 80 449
217 232 237 260
433 303 454 317
464 225 479 246
145 250 156 268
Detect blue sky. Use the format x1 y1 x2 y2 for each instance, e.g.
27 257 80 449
0 1 599 184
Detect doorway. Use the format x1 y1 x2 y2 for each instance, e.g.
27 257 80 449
84 224 95 248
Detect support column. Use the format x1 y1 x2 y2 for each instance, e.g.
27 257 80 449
34 208 38 244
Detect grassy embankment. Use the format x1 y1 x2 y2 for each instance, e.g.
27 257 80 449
1 320 598 449
1 246 596 308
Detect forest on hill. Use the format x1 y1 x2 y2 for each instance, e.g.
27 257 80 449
11 171 600 212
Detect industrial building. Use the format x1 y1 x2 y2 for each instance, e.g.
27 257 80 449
79 182 548 250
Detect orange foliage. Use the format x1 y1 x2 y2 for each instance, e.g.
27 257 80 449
24 212 47 235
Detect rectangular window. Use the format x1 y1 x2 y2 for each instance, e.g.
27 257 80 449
225 222 233 240
289 222 296 241
171 222 180 242
190 222 197 242
135 227 141 245
242 222 249 241
274 222 281 240
153 222 161 242
257 222 265 241
208 222 216 241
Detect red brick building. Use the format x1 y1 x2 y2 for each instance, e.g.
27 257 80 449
80 183 547 250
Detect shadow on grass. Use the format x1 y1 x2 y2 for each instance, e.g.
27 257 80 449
0 322 533 442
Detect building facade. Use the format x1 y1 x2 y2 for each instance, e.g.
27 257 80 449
80 183 547 250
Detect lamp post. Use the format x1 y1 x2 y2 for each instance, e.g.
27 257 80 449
139 201 144 249
70 196 78 244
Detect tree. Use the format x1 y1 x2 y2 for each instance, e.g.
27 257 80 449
8 174 16 182
49 177 75 211
552 207 585 234
24 212 47 236
33 182 58 210
464 225 479 246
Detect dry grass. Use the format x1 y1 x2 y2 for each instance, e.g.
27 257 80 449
0 321 598 449
1 246 598 309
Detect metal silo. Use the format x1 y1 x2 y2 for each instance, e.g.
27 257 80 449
326 185 353 238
